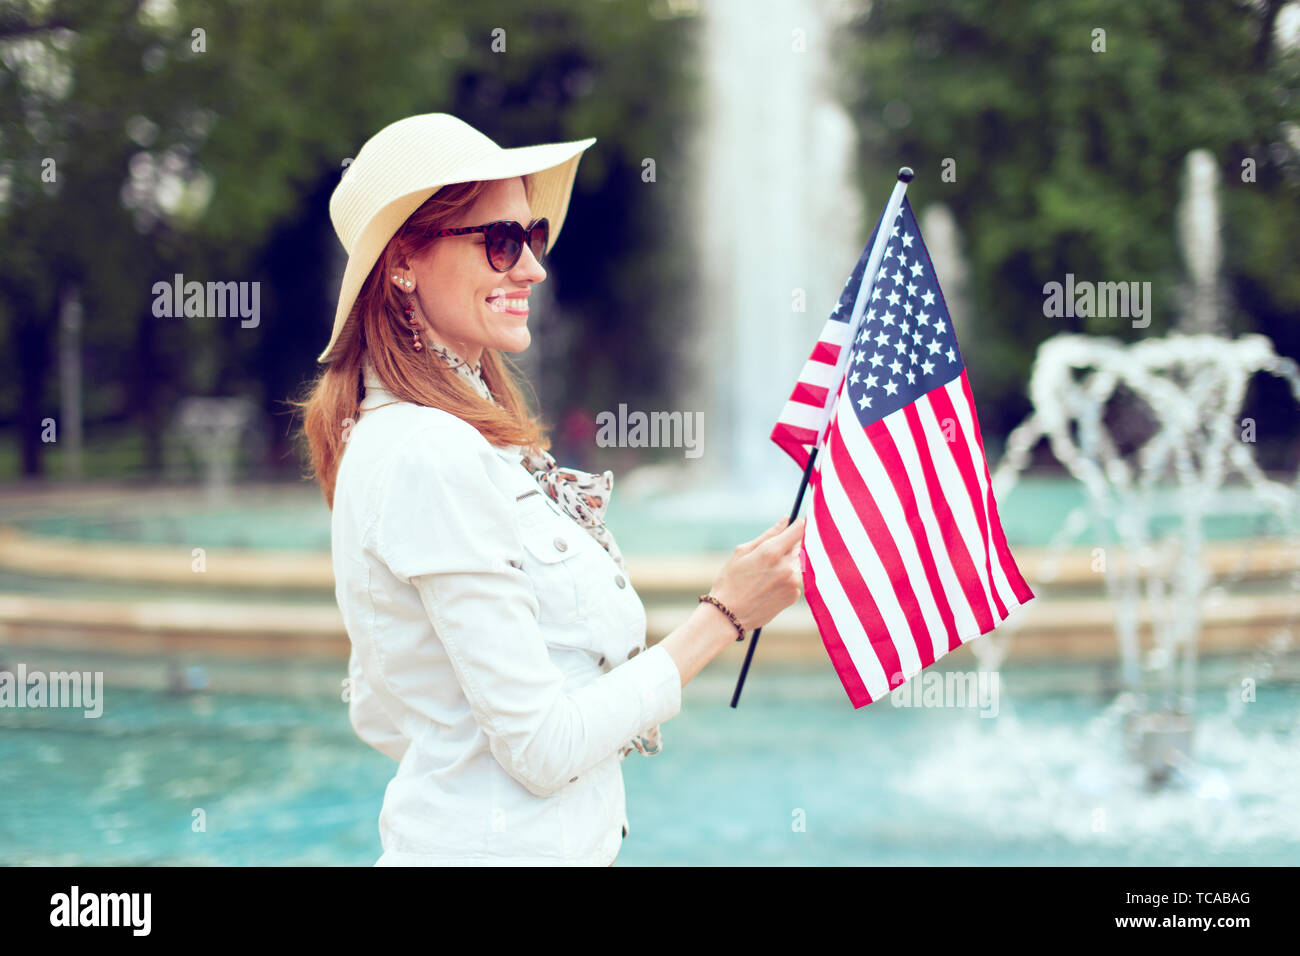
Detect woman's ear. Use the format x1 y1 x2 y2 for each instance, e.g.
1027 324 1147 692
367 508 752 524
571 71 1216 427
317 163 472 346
389 265 414 292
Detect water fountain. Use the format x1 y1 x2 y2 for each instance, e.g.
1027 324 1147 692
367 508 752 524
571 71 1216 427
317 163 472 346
166 397 261 502
1176 150 1225 336
683 0 864 505
987 151 1300 785
992 334 1300 781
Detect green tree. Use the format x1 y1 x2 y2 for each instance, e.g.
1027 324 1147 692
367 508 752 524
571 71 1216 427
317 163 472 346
837 0 1300 449
0 0 700 478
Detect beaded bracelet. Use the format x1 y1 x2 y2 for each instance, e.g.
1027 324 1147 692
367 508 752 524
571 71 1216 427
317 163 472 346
698 594 746 642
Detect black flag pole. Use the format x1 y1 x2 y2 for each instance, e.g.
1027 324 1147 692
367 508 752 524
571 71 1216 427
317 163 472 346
730 166 915 709
728 443 820 707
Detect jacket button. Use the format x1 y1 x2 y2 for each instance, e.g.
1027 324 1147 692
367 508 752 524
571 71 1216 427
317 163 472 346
622 825 628 838
569 776 579 783
508 558 522 569
598 656 605 666
627 646 641 660
614 574 626 588
553 537 568 552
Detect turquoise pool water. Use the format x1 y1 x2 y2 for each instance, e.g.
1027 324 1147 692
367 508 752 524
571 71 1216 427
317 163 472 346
3 653 1297 865
10 477 1290 552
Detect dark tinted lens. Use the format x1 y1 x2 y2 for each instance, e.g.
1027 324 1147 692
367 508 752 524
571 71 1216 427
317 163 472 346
529 219 549 263
486 221 522 271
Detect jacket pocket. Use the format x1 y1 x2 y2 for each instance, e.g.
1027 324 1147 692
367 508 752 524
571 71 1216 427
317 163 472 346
517 513 584 625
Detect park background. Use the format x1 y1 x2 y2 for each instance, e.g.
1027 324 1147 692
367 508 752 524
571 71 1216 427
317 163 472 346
1 0 1298 865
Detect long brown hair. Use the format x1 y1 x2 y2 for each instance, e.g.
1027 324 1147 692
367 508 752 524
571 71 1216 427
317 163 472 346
292 179 551 509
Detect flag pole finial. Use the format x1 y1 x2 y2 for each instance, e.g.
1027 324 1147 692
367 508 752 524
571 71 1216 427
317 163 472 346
898 166 914 183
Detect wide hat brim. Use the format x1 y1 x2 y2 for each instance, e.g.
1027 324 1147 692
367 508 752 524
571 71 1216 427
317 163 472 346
318 113 596 364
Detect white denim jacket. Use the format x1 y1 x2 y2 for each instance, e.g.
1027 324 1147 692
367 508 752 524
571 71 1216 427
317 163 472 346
332 371 682 866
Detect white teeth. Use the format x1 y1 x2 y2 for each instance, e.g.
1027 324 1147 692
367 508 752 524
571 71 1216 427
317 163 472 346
489 297 528 311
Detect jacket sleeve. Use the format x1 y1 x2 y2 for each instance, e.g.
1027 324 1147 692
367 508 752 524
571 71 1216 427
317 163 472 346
347 644 410 763
369 419 682 798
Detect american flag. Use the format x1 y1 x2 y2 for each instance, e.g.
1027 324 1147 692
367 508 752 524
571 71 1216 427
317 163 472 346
771 196 1034 708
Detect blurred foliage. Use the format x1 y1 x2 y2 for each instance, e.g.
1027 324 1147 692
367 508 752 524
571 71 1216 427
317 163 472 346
4 0 1298 482
0 0 700 478
837 0 1300 456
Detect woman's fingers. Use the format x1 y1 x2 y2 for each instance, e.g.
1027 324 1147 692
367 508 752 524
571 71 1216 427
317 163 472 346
734 516 791 555
753 516 806 565
771 516 806 553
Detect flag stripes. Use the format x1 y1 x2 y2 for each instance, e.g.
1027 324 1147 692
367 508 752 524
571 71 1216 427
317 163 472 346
770 317 854 469
800 373 1032 708
772 195 1032 708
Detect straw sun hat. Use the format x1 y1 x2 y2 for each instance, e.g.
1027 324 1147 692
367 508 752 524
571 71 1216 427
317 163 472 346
319 112 596 364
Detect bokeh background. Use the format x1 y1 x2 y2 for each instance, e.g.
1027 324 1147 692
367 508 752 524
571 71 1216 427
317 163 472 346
1 0 1298 866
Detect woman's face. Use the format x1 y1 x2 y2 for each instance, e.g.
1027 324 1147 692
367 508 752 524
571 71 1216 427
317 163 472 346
402 176 545 367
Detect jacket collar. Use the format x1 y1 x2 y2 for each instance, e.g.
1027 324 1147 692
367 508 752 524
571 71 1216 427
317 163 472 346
360 356 524 466
359 357 397 412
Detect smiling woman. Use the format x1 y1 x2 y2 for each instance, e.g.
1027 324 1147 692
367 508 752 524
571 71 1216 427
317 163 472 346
294 174 552 511
289 113 804 867
393 177 548 371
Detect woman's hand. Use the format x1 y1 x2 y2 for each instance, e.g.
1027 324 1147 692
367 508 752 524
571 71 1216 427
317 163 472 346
708 516 807 632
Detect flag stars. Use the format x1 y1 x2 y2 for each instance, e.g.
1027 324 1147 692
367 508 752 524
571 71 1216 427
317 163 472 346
807 209 965 428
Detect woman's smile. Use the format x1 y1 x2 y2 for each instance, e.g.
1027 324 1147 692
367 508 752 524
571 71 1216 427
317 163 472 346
486 292 530 316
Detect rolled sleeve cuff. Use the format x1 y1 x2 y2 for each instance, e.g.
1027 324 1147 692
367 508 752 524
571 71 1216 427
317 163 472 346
614 642 682 731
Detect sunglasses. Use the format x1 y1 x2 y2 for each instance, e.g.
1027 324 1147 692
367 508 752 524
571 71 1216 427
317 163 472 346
430 217 550 272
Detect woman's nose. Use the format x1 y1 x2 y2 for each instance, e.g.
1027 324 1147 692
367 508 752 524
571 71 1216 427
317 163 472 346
511 244 546 283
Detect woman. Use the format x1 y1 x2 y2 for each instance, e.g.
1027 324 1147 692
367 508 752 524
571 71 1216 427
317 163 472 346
297 114 805 866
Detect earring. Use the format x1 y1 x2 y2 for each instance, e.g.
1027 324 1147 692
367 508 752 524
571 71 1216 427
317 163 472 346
392 275 422 351
402 293 422 353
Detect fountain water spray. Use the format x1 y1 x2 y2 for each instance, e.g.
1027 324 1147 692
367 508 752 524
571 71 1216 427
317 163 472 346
991 333 1300 783
169 397 260 502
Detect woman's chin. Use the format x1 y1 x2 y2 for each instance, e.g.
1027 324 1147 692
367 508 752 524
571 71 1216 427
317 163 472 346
493 328 531 353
